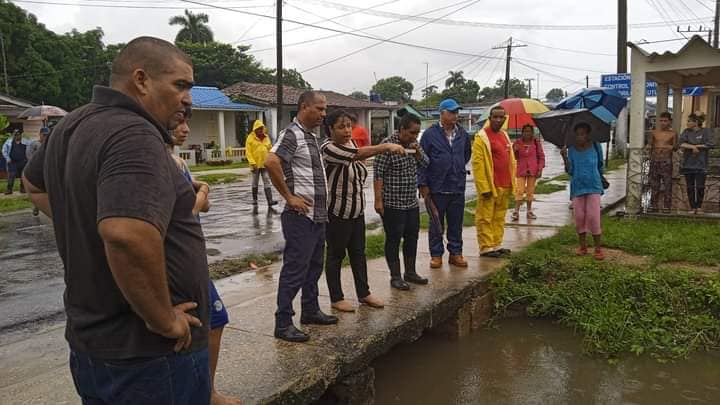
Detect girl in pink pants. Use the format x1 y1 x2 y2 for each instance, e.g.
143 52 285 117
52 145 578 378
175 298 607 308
561 123 605 260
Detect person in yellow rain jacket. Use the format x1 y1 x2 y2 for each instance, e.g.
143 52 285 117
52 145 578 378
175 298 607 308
246 119 278 208
472 105 516 258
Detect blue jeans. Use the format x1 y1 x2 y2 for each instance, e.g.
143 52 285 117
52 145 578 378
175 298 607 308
69 349 210 405
275 211 326 328
428 193 465 257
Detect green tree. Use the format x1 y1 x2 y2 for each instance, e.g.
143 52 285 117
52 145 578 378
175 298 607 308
276 68 311 89
371 76 413 102
349 91 368 100
545 88 565 102
421 85 438 99
177 41 273 88
0 1 112 108
479 78 529 102
441 79 480 104
169 9 214 44
445 70 466 88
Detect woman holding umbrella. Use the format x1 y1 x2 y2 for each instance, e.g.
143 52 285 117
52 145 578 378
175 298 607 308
561 122 605 260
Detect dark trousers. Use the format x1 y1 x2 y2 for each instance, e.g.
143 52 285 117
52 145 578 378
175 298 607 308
649 160 673 210
276 211 326 328
428 193 464 257
382 207 420 279
684 172 707 209
6 161 26 192
69 349 210 405
325 214 370 302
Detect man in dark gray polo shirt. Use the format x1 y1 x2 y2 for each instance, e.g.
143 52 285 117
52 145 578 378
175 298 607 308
265 91 339 343
23 37 210 404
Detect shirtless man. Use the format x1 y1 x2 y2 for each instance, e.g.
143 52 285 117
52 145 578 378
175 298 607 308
646 111 677 212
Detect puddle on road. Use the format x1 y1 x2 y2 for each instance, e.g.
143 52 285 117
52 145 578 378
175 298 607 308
374 318 720 404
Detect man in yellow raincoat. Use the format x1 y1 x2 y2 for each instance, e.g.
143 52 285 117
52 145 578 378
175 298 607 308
472 106 516 258
245 119 278 208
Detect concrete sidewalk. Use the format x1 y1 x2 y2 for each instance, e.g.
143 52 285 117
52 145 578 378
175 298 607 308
0 168 627 404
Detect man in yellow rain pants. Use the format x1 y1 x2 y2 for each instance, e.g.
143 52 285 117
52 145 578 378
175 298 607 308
246 119 278 210
472 105 516 258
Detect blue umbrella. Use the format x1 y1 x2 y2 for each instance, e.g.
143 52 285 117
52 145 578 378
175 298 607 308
555 87 627 124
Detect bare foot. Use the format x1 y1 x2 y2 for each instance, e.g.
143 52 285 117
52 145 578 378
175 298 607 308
212 390 242 405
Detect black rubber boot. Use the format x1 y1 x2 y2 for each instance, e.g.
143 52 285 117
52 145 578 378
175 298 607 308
388 261 409 290
264 187 278 206
403 255 428 285
252 187 259 206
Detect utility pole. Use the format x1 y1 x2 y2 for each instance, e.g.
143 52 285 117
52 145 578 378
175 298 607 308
493 37 527 99
525 78 534 99
714 0 720 47
536 73 540 100
0 32 8 94
586 75 590 88
424 62 429 97
617 0 628 73
276 1 283 132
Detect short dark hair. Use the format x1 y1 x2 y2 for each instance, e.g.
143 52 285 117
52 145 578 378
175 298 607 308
521 124 534 133
297 90 324 110
399 114 421 130
573 122 591 133
110 37 192 86
689 112 706 127
489 105 506 116
659 111 672 120
324 109 353 133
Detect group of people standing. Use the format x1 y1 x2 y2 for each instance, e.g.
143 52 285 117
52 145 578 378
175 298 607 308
647 111 715 214
264 96 549 342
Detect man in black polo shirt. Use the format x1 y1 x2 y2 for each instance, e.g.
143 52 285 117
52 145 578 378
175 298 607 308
23 37 210 404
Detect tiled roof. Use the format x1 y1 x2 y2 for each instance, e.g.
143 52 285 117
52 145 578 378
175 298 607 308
223 82 391 110
190 86 265 111
628 35 720 61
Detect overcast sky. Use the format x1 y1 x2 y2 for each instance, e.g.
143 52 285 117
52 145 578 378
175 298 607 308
12 0 716 98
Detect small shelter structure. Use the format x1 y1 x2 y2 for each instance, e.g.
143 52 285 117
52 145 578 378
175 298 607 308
626 35 720 214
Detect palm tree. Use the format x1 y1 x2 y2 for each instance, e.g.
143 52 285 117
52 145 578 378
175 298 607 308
445 71 466 89
169 9 214 44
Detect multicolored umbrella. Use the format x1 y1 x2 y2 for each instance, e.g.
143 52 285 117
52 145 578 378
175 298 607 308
480 98 549 131
555 87 627 124
18 105 68 121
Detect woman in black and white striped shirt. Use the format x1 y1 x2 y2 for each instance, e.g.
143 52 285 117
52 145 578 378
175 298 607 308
321 110 405 312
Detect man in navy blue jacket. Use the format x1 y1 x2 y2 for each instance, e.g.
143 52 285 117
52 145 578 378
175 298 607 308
418 99 471 269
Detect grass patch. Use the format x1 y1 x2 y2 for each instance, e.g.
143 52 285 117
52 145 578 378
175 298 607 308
0 179 21 193
190 161 248 172
534 179 566 195
492 216 720 360
0 196 33 213
196 173 244 185
209 253 279 279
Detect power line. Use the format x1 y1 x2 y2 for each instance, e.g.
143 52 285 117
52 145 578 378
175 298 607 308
299 0 485 73
299 0 712 31
239 0 400 43
514 38 615 57
12 0 273 10
248 0 482 53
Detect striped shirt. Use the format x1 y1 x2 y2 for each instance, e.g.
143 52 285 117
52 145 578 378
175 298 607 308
321 140 368 219
271 118 328 223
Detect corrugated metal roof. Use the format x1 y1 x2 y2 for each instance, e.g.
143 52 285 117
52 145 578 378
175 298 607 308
191 86 265 111
628 35 720 61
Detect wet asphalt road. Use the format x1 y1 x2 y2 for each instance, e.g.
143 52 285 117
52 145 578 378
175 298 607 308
0 143 565 344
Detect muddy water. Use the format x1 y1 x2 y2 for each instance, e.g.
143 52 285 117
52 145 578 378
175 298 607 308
373 318 720 404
